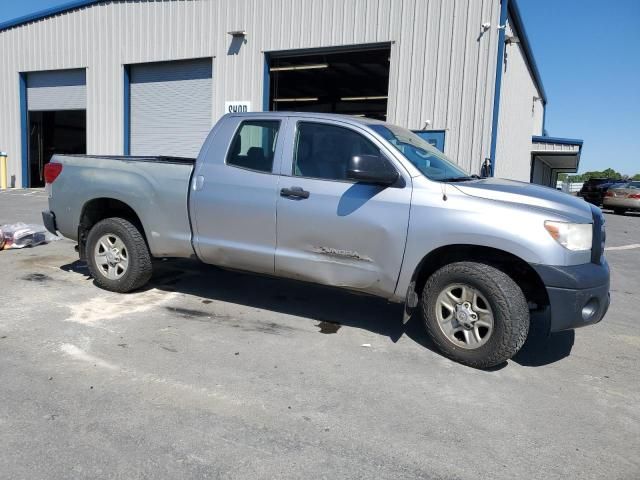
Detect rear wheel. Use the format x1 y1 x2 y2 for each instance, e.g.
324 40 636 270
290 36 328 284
421 261 529 368
86 217 152 292
613 208 626 215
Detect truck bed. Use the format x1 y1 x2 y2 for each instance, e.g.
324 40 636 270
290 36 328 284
63 155 196 165
48 153 196 258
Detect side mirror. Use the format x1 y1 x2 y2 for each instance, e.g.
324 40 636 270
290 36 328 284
347 154 399 186
480 157 492 178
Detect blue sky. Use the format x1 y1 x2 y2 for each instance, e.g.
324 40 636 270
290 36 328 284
518 0 640 176
2 0 639 175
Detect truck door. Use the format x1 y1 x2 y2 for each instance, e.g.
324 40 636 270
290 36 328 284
274 120 412 298
190 116 285 274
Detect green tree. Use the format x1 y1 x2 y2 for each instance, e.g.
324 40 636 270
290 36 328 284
558 168 631 183
633 173 640 180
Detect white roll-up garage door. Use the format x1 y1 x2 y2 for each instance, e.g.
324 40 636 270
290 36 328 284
26 69 86 111
129 58 212 158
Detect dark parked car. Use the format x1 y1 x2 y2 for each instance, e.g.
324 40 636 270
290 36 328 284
578 178 627 205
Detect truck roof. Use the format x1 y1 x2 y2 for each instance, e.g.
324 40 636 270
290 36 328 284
224 111 388 127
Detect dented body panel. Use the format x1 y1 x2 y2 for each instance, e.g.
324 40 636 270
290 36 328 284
272 115 413 297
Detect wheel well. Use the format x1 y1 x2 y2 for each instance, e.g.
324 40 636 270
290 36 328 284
78 198 147 259
412 245 549 309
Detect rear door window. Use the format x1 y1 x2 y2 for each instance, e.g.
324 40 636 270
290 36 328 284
227 120 280 173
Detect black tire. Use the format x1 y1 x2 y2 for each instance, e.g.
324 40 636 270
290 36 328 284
86 217 152 293
421 261 529 368
613 208 626 215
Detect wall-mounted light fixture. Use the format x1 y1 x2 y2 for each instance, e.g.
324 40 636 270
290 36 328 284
269 63 328 72
273 97 319 102
227 30 247 37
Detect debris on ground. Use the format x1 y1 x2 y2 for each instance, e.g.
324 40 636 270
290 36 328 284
361 343 372 348
0 223 58 250
316 321 341 334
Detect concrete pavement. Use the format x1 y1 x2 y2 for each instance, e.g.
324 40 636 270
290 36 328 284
0 190 638 479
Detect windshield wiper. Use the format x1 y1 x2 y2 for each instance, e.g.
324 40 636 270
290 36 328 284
440 176 476 182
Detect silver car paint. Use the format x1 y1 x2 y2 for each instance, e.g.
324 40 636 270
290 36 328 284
189 114 287 275
392 175 592 302
453 177 593 222
48 111 598 304
48 155 194 258
270 115 413 297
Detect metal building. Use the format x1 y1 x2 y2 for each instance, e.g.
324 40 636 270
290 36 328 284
0 0 581 189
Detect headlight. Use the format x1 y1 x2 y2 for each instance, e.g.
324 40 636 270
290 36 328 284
544 221 592 251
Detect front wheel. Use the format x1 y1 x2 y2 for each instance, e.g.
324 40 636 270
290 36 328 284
613 208 626 215
421 261 529 368
86 217 152 293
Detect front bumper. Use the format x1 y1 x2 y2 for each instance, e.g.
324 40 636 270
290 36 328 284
532 260 610 332
42 210 57 235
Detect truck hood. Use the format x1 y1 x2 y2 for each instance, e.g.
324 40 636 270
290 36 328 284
452 178 593 222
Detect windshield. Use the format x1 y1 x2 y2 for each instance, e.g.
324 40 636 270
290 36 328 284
369 124 470 181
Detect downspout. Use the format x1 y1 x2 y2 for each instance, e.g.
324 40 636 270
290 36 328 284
263 53 271 111
123 65 131 155
488 0 509 177
19 73 28 188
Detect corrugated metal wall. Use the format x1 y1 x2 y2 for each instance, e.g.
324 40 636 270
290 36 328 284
0 0 501 187
493 16 544 181
531 141 579 153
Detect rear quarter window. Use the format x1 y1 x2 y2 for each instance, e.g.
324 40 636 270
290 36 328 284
226 120 280 173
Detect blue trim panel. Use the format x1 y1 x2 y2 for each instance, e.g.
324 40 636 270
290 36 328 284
19 73 28 188
412 130 446 152
0 0 100 32
123 65 130 155
509 0 547 103
263 53 270 111
488 0 509 177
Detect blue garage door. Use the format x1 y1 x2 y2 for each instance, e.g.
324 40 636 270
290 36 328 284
129 59 212 158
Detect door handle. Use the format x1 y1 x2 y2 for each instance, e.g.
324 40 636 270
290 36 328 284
280 186 310 199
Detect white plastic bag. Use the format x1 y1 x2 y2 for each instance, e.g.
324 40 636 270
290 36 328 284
0 223 58 250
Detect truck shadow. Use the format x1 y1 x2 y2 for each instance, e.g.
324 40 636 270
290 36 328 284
512 315 575 367
61 258 574 369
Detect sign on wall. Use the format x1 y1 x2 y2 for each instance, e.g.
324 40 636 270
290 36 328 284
224 101 251 114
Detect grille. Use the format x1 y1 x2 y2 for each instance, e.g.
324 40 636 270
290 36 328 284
591 207 606 263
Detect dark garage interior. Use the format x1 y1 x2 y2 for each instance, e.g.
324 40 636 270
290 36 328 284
28 110 86 187
268 46 391 120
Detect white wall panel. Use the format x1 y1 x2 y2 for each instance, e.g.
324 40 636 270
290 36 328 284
493 17 545 181
0 0 502 186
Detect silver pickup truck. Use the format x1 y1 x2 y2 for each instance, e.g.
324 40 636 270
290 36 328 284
43 112 609 368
